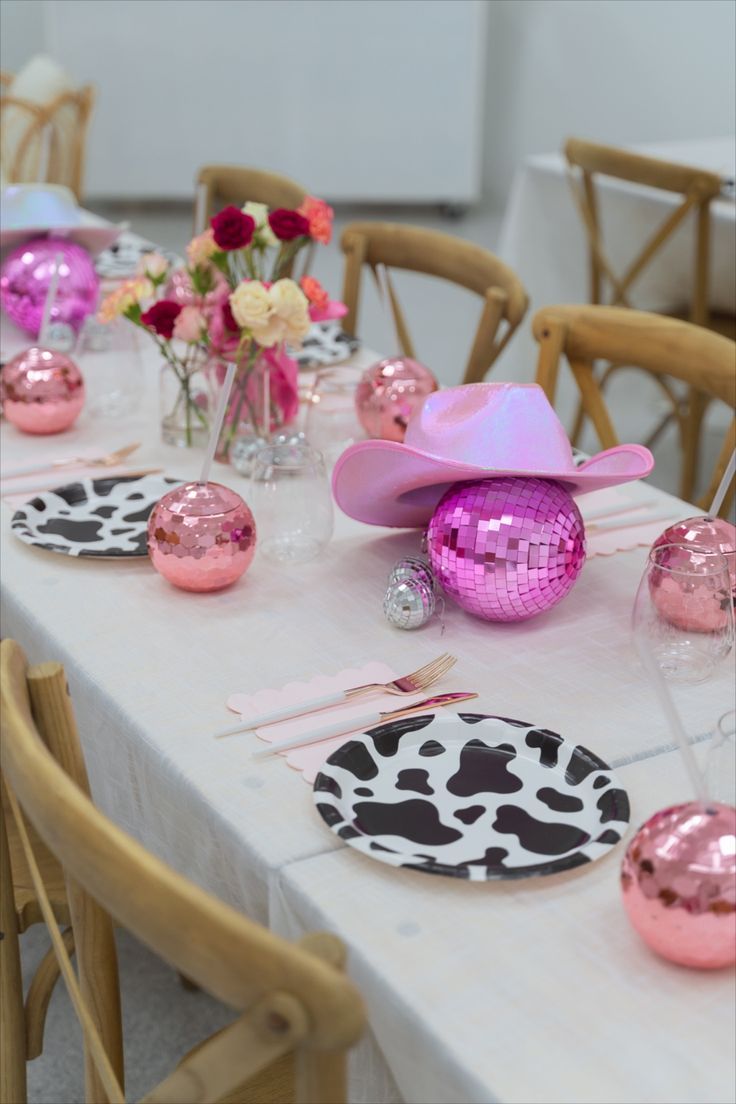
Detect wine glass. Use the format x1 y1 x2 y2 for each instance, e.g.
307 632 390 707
706 709 736 806
304 365 366 467
632 543 734 684
249 442 334 564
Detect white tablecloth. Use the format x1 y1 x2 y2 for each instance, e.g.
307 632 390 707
497 137 736 420
1 328 734 1103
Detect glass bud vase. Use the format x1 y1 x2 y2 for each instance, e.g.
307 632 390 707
216 346 298 474
159 354 217 448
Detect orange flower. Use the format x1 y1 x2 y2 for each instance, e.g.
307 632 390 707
297 195 334 245
300 275 329 310
98 277 153 323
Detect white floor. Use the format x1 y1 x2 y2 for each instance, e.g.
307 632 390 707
18 198 732 1104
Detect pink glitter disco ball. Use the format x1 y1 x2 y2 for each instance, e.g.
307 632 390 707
1 346 85 434
427 478 586 622
147 481 256 592
0 238 99 337
653 516 736 600
621 802 736 969
647 542 732 634
355 357 438 442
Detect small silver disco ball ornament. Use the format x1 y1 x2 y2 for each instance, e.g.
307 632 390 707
383 576 435 630
231 432 269 477
388 556 435 592
272 429 306 447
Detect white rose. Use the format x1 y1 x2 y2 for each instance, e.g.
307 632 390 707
229 280 273 330
269 279 311 347
243 201 278 247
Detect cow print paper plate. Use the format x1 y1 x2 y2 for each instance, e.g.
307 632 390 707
313 712 630 880
11 474 182 558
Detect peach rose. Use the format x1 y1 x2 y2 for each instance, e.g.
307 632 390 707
98 277 153 323
136 251 169 280
186 228 218 266
297 195 334 244
173 305 206 344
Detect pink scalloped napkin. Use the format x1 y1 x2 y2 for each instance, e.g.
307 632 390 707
579 486 687 557
226 662 426 784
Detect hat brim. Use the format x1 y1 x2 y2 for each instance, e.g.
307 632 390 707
332 439 654 528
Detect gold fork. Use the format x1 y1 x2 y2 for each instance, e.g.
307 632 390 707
2 443 142 480
214 653 458 738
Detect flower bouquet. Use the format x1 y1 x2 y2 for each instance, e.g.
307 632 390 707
99 196 344 454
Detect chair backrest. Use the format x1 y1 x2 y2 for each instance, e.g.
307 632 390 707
564 137 725 326
0 84 94 200
194 164 308 234
340 221 528 385
533 304 736 516
0 640 364 1104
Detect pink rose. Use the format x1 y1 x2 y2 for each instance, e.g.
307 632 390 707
173 305 206 343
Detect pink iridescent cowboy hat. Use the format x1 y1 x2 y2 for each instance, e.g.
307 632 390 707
332 382 654 528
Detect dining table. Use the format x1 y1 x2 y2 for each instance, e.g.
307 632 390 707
1 256 734 1104
497 136 736 424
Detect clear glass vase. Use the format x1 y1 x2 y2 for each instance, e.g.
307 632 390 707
159 354 217 448
216 345 299 473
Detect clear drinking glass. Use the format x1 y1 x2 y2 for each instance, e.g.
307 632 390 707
304 365 366 467
706 709 736 806
632 543 735 684
250 442 334 564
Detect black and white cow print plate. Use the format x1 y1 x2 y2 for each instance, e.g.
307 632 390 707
11 474 182 558
290 322 360 369
313 712 630 881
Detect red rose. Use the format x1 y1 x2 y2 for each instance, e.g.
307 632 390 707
211 206 255 251
140 300 182 339
222 301 239 332
268 208 310 242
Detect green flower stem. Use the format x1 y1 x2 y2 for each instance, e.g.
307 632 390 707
218 343 261 461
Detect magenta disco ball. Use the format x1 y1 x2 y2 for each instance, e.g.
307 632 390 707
0 237 99 337
427 478 587 622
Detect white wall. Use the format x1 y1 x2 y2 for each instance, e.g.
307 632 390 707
482 0 736 204
0 0 44 72
2 0 734 205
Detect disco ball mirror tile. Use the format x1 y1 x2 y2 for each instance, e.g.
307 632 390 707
427 478 586 622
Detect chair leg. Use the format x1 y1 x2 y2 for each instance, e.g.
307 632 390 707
1 793 27 1104
680 388 710 503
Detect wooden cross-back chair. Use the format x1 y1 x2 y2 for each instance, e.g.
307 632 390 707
194 165 308 235
0 74 94 200
340 221 529 385
564 137 736 501
533 305 736 518
0 639 365 1104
